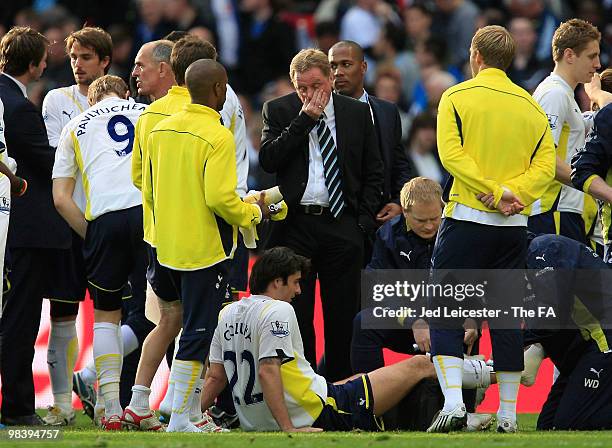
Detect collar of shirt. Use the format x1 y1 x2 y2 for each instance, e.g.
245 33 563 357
358 89 375 123
548 72 573 93
474 67 509 82
357 89 368 103
322 93 335 121
168 85 190 98
183 102 222 120
2 72 27 98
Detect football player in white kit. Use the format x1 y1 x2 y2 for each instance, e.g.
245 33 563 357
41 26 113 426
201 247 494 432
52 76 148 430
528 19 601 244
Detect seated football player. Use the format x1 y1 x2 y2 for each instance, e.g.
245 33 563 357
200 247 495 432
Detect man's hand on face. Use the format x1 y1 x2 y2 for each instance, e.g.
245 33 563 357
302 88 330 120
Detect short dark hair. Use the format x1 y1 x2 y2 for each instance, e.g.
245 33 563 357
164 30 189 43
0 26 48 76
170 35 217 85
66 27 113 74
249 247 310 295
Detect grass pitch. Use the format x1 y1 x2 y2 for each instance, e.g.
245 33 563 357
2 413 611 447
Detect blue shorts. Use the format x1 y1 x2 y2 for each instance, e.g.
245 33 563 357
528 210 587 244
313 374 383 431
146 245 180 302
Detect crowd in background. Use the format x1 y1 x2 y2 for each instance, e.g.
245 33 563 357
0 0 611 191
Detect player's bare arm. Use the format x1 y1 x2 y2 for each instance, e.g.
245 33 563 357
258 357 322 432
52 177 87 239
201 362 227 412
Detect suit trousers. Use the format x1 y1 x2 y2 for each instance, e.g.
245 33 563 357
282 208 363 382
0 247 55 417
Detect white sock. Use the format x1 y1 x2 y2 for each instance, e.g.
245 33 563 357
462 358 492 389
160 339 180 417
521 343 545 386
48 320 78 413
497 371 521 423
121 325 140 356
189 378 204 422
80 363 98 386
129 385 152 415
94 322 123 418
159 381 174 417
167 360 203 432
94 387 105 420
433 355 464 412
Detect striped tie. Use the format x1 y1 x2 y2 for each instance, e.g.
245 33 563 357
317 116 345 218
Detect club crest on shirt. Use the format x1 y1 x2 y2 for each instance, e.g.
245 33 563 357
270 320 290 338
546 114 558 130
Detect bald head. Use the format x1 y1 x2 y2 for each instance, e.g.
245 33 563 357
330 40 364 62
185 59 228 111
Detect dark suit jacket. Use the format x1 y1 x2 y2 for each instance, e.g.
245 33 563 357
368 96 414 206
0 74 71 249
260 92 383 231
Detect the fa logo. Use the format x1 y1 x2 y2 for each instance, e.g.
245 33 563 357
270 321 289 338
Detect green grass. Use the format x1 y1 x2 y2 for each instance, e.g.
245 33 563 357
3 413 612 448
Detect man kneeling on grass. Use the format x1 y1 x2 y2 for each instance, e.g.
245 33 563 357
201 247 494 432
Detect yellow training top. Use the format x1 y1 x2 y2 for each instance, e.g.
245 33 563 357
132 86 191 245
437 68 556 225
143 103 261 270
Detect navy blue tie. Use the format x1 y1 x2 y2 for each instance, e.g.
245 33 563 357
317 116 344 218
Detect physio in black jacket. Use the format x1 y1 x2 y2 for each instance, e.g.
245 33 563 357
351 177 441 374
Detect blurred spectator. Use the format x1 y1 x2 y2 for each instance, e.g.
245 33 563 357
434 0 479 67
42 24 73 91
188 25 215 44
314 21 339 55
107 24 134 82
209 0 240 69
374 68 411 141
575 0 610 67
132 0 174 61
411 36 461 114
232 0 296 98
374 22 419 103
403 2 432 50
164 0 210 31
506 0 559 63
423 70 456 112
12 8 43 30
341 0 401 86
405 112 447 185
507 17 551 93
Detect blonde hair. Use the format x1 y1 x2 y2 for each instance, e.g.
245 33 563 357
289 48 330 84
87 75 128 106
552 19 600 62
400 177 444 211
471 25 515 71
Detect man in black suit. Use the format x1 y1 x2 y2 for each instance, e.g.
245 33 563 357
259 49 384 381
329 40 414 228
0 27 72 426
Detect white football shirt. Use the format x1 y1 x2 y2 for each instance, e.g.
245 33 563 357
531 73 593 215
209 296 328 431
222 84 248 197
52 97 146 221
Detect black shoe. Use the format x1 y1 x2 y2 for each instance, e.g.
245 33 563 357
1 414 44 426
208 405 240 429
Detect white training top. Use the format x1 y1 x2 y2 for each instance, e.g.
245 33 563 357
52 97 146 221
209 296 328 431
222 84 248 197
531 73 593 215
